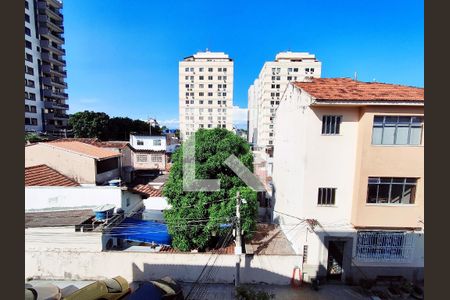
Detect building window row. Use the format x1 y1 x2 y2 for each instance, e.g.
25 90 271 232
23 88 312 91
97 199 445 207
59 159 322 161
25 117 38 125
184 67 227 72
25 105 37 113
184 75 228 81
25 92 36 100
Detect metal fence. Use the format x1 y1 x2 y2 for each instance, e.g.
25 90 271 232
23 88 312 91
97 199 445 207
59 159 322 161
355 231 416 263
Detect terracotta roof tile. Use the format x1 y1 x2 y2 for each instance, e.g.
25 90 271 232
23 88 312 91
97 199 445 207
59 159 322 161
294 78 424 102
128 184 163 197
45 141 121 160
25 164 80 187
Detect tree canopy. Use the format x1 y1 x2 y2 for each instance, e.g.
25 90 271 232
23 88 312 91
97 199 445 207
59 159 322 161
163 128 258 251
68 111 162 140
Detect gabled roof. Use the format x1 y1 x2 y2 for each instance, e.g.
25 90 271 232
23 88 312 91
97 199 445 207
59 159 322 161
25 164 80 187
293 78 424 102
128 184 163 198
44 141 121 160
94 141 129 149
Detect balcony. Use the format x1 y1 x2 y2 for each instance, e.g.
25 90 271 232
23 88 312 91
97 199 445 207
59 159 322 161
41 76 67 89
41 64 67 77
41 53 66 66
39 27 65 44
38 15 63 33
37 1 63 21
42 89 68 99
44 101 69 110
40 40 65 56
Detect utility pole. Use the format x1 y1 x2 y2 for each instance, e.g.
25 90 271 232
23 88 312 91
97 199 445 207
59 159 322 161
235 191 242 287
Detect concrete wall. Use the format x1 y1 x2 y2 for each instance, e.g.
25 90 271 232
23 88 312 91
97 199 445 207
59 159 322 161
25 227 103 252
25 186 143 215
25 143 96 184
351 106 424 228
25 250 300 284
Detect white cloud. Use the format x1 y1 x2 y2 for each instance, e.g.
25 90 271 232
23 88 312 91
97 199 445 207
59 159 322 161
233 106 248 129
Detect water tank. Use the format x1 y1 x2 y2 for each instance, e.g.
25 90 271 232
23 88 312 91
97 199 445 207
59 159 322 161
93 204 116 220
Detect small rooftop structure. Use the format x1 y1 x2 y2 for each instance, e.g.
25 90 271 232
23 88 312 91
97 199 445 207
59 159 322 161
293 78 424 102
183 50 232 61
25 209 94 228
25 164 80 187
46 141 121 160
275 51 318 61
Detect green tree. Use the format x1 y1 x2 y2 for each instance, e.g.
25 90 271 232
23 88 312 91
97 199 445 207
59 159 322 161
163 128 258 251
107 117 134 140
68 111 110 139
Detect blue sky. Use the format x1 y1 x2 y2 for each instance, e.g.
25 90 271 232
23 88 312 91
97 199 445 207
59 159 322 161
64 0 423 129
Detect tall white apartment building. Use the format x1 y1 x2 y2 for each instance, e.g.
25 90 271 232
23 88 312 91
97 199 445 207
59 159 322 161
25 0 69 135
247 52 322 148
179 51 234 141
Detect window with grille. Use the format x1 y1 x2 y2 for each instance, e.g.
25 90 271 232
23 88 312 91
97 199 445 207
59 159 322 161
322 115 342 135
367 177 417 204
151 155 163 162
303 245 308 263
372 116 423 145
317 188 336 205
356 231 416 262
136 154 147 162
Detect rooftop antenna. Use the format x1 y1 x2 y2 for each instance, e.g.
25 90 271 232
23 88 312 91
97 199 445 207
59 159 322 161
354 71 358 81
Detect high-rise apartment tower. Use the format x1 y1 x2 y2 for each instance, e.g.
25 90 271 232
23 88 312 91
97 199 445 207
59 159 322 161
179 51 234 141
25 0 69 135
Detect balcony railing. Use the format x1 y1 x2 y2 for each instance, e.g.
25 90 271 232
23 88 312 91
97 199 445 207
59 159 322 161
44 101 69 110
42 89 68 99
40 40 65 56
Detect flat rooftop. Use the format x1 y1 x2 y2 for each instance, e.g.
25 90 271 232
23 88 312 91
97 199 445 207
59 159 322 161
25 209 94 228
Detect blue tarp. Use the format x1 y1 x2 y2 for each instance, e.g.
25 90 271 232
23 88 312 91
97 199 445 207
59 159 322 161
110 218 171 245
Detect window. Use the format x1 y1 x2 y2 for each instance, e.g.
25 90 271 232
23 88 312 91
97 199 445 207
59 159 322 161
185 67 189 72
136 154 147 162
208 92 213 97
305 68 310 74
25 118 31 125
294 68 299 72
287 76 292 81
303 245 308 263
199 84 204 88
190 67 194 72
29 93 36 100
25 66 34 75
199 100 204 104
356 231 416 262
208 67 213 72
153 139 162 146
208 84 213 89
137 140 144 146
151 155 163 162
367 177 417 204
311 68 315 73
199 76 204 80
31 118 37 125
322 115 342 135
25 105 29 112
25 53 33 62
208 76 213 80
218 68 222 72
30 105 36 113
288 68 293 73
25 1 29 9
223 68 227 72
25 14 30 23
199 92 204 96
372 116 423 145
25 26 31 36
199 67 204 72
25 40 32 49
317 188 336 205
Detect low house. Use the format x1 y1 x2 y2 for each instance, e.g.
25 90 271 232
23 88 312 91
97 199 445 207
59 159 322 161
25 164 145 216
272 78 424 282
25 209 103 252
129 134 167 179
25 141 122 185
